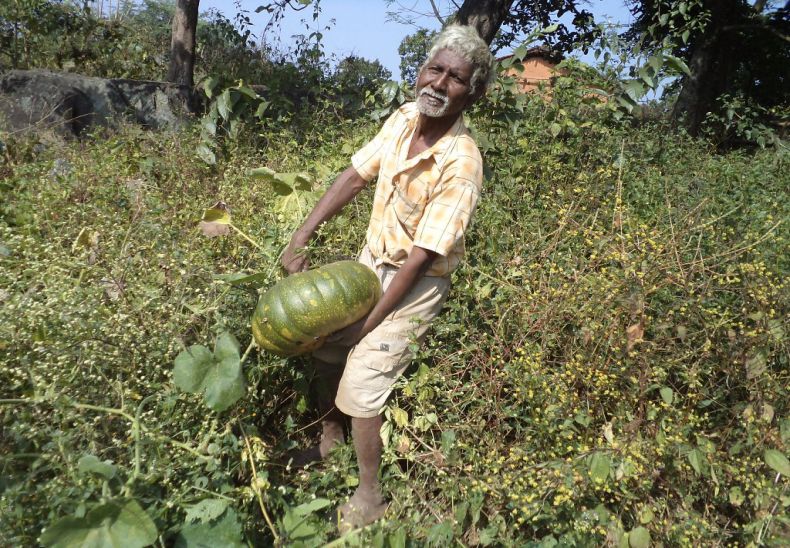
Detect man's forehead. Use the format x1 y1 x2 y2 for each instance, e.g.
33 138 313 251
426 48 475 74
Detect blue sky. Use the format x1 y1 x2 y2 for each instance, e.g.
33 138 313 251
200 0 635 80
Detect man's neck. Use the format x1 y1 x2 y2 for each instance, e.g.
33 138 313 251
414 112 461 145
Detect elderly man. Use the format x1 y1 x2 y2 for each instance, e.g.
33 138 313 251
281 24 494 528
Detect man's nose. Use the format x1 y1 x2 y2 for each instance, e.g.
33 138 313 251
431 72 449 92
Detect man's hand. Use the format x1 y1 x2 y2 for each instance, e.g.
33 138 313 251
281 235 310 274
327 317 370 347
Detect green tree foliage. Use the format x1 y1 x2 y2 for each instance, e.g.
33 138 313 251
397 28 437 84
625 0 790 138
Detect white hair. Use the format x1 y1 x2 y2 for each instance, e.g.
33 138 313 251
423 25 495 95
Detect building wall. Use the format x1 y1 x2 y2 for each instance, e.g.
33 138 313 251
502 56 558 93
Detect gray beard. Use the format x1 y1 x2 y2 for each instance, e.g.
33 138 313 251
416 87 449 118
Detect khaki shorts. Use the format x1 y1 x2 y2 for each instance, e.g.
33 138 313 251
313 246 450 418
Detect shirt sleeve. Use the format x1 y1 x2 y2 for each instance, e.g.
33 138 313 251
412 160 482 257
350 109 401 182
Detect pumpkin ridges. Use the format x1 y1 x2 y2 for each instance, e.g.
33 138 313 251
252 261 382 356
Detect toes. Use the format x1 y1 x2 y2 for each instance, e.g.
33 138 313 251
336 499 388 534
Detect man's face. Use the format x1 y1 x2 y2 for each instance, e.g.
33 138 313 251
415 48 478 119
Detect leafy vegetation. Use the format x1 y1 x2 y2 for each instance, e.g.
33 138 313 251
2 59 788 544
1 1 788 545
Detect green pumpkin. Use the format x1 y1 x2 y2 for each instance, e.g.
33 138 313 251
252 261 382 356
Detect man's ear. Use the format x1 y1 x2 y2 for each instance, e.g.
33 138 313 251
465 86 486 108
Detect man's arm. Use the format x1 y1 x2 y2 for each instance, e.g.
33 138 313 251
329 245 438 347
281 166 368 274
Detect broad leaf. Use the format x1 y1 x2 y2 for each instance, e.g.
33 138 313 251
196 144 216 165
664 54 691 76
41 499 157 548
628 526 650 548
235 85 258 100
201 207 231 224
175 507 244 548
185 499 229 524
589 452 611 482
202 77 220 99
77 454 117 480
687 448 704 476
660 387 674 405
250 167 294 196
217 89 234 120
173 333 245 412
622 80 647 101
254 100 270 118
174 345 213 393
764 449 790 476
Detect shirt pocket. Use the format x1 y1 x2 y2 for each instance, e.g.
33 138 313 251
392 174 430 235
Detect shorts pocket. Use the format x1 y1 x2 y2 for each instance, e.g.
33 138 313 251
354 329 414 374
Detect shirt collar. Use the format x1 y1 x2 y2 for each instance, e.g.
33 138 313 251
404 102 467 169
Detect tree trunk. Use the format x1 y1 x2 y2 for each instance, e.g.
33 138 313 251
455 0 515 44
167 0 199 87
672 2 740 135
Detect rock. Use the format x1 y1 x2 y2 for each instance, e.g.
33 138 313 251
0 69 203 138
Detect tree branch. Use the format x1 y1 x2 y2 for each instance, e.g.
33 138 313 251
428 0 446 24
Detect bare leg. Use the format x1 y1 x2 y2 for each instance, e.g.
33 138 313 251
337 415 388 531
290 359 345 467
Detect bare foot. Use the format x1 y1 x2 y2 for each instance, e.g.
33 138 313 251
336 488 388 533
288 420 345 469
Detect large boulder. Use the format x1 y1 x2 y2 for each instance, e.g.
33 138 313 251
0 69 203 138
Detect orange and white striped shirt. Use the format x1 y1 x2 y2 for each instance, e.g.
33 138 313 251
351 102 483 277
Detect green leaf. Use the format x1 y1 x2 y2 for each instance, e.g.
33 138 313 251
622 80 647 101
235 85 258 99
184 499 229 524
659 13 669 25
637 66 655 89
629 526 651 548
276 172 313 192
549 122 562 137
217 89 234 120
663 54 691 76
196 144 216 165
687 448 704 476
541 24 560 34
201 208 231 224
254 100 270 118
681 29 690 44
173 332 245 412
203 77 220 99
201 117 217 137
746 352 767 380
292 498 331 516
175 508 244 548
589 452 611 482
41 499 157 548
647 55 663 72
77 454 117 480
173 345 213 393
764 449 790 476
660 387 674 405
391 406 409 428
729 486 744 506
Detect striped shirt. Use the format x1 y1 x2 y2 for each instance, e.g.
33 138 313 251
351 102 483 277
